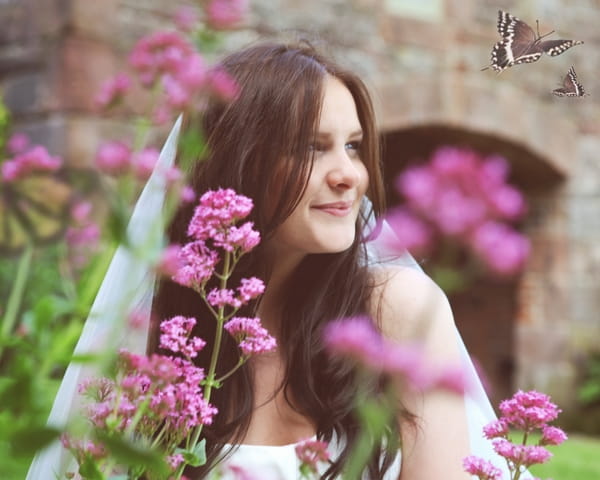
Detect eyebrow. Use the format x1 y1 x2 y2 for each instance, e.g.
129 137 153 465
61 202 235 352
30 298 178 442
315 129 363 139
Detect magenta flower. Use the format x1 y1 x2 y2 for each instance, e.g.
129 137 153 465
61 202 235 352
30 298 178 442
237 277 265 303
295 438 331 476
469 221 530 276
224 317 277 356
204 0 248 30
95 140 132 176
131 147 159 180
492 439 552 467
172 241 219 289
207 67 240 101
173 5 198 32
391 147 529 277
1 145 62 182
483 418 509 439
540 425 568 446
462 455 502 480
6 132 29 154
498 390 561 431
159 316 206 358
206 288 242 308
94 73 131 110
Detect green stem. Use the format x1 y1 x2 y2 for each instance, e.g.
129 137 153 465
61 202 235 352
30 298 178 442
1 242 33 339
188 251 231 450
215 356 245 384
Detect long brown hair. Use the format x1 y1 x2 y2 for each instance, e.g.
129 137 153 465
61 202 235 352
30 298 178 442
150 41 398 478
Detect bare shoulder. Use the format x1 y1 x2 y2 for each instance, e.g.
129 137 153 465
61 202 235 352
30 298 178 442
369 265 455 347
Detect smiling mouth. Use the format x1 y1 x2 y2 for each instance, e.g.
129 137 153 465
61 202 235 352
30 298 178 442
312 201 354 217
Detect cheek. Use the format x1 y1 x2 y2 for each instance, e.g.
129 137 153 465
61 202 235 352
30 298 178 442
359 164 369 194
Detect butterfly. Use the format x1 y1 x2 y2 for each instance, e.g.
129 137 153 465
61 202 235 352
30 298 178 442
552 66 588 97
0 173 74 254
483 10 584 73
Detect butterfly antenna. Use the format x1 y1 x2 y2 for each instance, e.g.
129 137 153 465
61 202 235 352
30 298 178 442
536 19 555 40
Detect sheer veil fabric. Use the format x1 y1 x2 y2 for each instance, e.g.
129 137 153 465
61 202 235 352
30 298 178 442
27 115 530 479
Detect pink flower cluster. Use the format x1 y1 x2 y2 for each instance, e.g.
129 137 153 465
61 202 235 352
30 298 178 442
65 200 100 268
385 147 530 276
323 316 465 393
70 346 217 472
224 316 277 356
205 0 249 30
295 438 331 476
1 134 62 182
93 73 131 110
125 29 238 123
464 389 567 480
174 188 261 289
159 315 206 358
94 141 165 181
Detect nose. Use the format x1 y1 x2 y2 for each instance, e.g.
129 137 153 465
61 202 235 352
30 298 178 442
326 149 362 190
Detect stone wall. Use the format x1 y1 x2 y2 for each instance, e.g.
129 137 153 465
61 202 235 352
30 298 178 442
2 0 599 409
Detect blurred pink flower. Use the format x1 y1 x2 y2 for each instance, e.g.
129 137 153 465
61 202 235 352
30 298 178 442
382 207 432 253
469 221 530 276
95 141 132 176
295 438 331 475
1 145 62 182
205 0 248 30
156 244 183 277
94 73 131 110
6 132 29 154
207 67 240 101
540 425 568 446
173 5 198 32
132 147 159 180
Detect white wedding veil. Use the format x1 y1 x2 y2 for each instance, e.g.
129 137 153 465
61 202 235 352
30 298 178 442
26 116 182 480
27 115 530 479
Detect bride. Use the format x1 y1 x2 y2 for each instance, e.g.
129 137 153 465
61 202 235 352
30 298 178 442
28 41 530 479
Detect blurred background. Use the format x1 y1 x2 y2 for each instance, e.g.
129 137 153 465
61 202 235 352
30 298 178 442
1 0 599 444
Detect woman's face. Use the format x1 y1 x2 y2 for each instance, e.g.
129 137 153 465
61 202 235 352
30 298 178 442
269 76 369 260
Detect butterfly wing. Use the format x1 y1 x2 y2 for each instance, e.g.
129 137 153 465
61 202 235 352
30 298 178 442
489 10 540 71
0 174 73 254
539 39 584 56
553 66 586 97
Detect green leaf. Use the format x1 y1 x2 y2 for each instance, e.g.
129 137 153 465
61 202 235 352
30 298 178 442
79 456 105 480
176 438 207 467
95 431 169 475
10 425 61 456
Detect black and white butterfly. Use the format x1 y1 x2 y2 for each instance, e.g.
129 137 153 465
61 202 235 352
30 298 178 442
483 10 584 73
552 66 587 97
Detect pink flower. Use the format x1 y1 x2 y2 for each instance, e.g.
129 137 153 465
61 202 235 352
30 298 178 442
6 132 29 154
132 147 159 180
204 0 248 30
224 316 277 356
95 141 132 176
323 316 382 367
462 455 502 480
483 418 509 439
540 425 568 446
1 145 62 182
295 438 331 475
469 221 530 276
180 185 196 203
206 288 242 308
159 316 206 358
173 5 198 32
94 73 131 110
172 241 219 289
207 67 240 101
498 390 561 431
382 207 432 253
493 438 552 467
237 277 265 303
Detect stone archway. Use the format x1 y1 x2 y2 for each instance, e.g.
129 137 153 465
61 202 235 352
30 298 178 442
381 124 566 406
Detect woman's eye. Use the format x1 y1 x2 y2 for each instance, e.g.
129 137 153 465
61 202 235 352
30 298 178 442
309 143 327 153
345 141 362 154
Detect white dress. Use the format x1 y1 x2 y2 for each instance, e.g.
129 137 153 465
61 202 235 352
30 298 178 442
217 439 402 479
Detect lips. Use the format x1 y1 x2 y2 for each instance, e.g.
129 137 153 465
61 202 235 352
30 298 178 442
312 200 354 217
